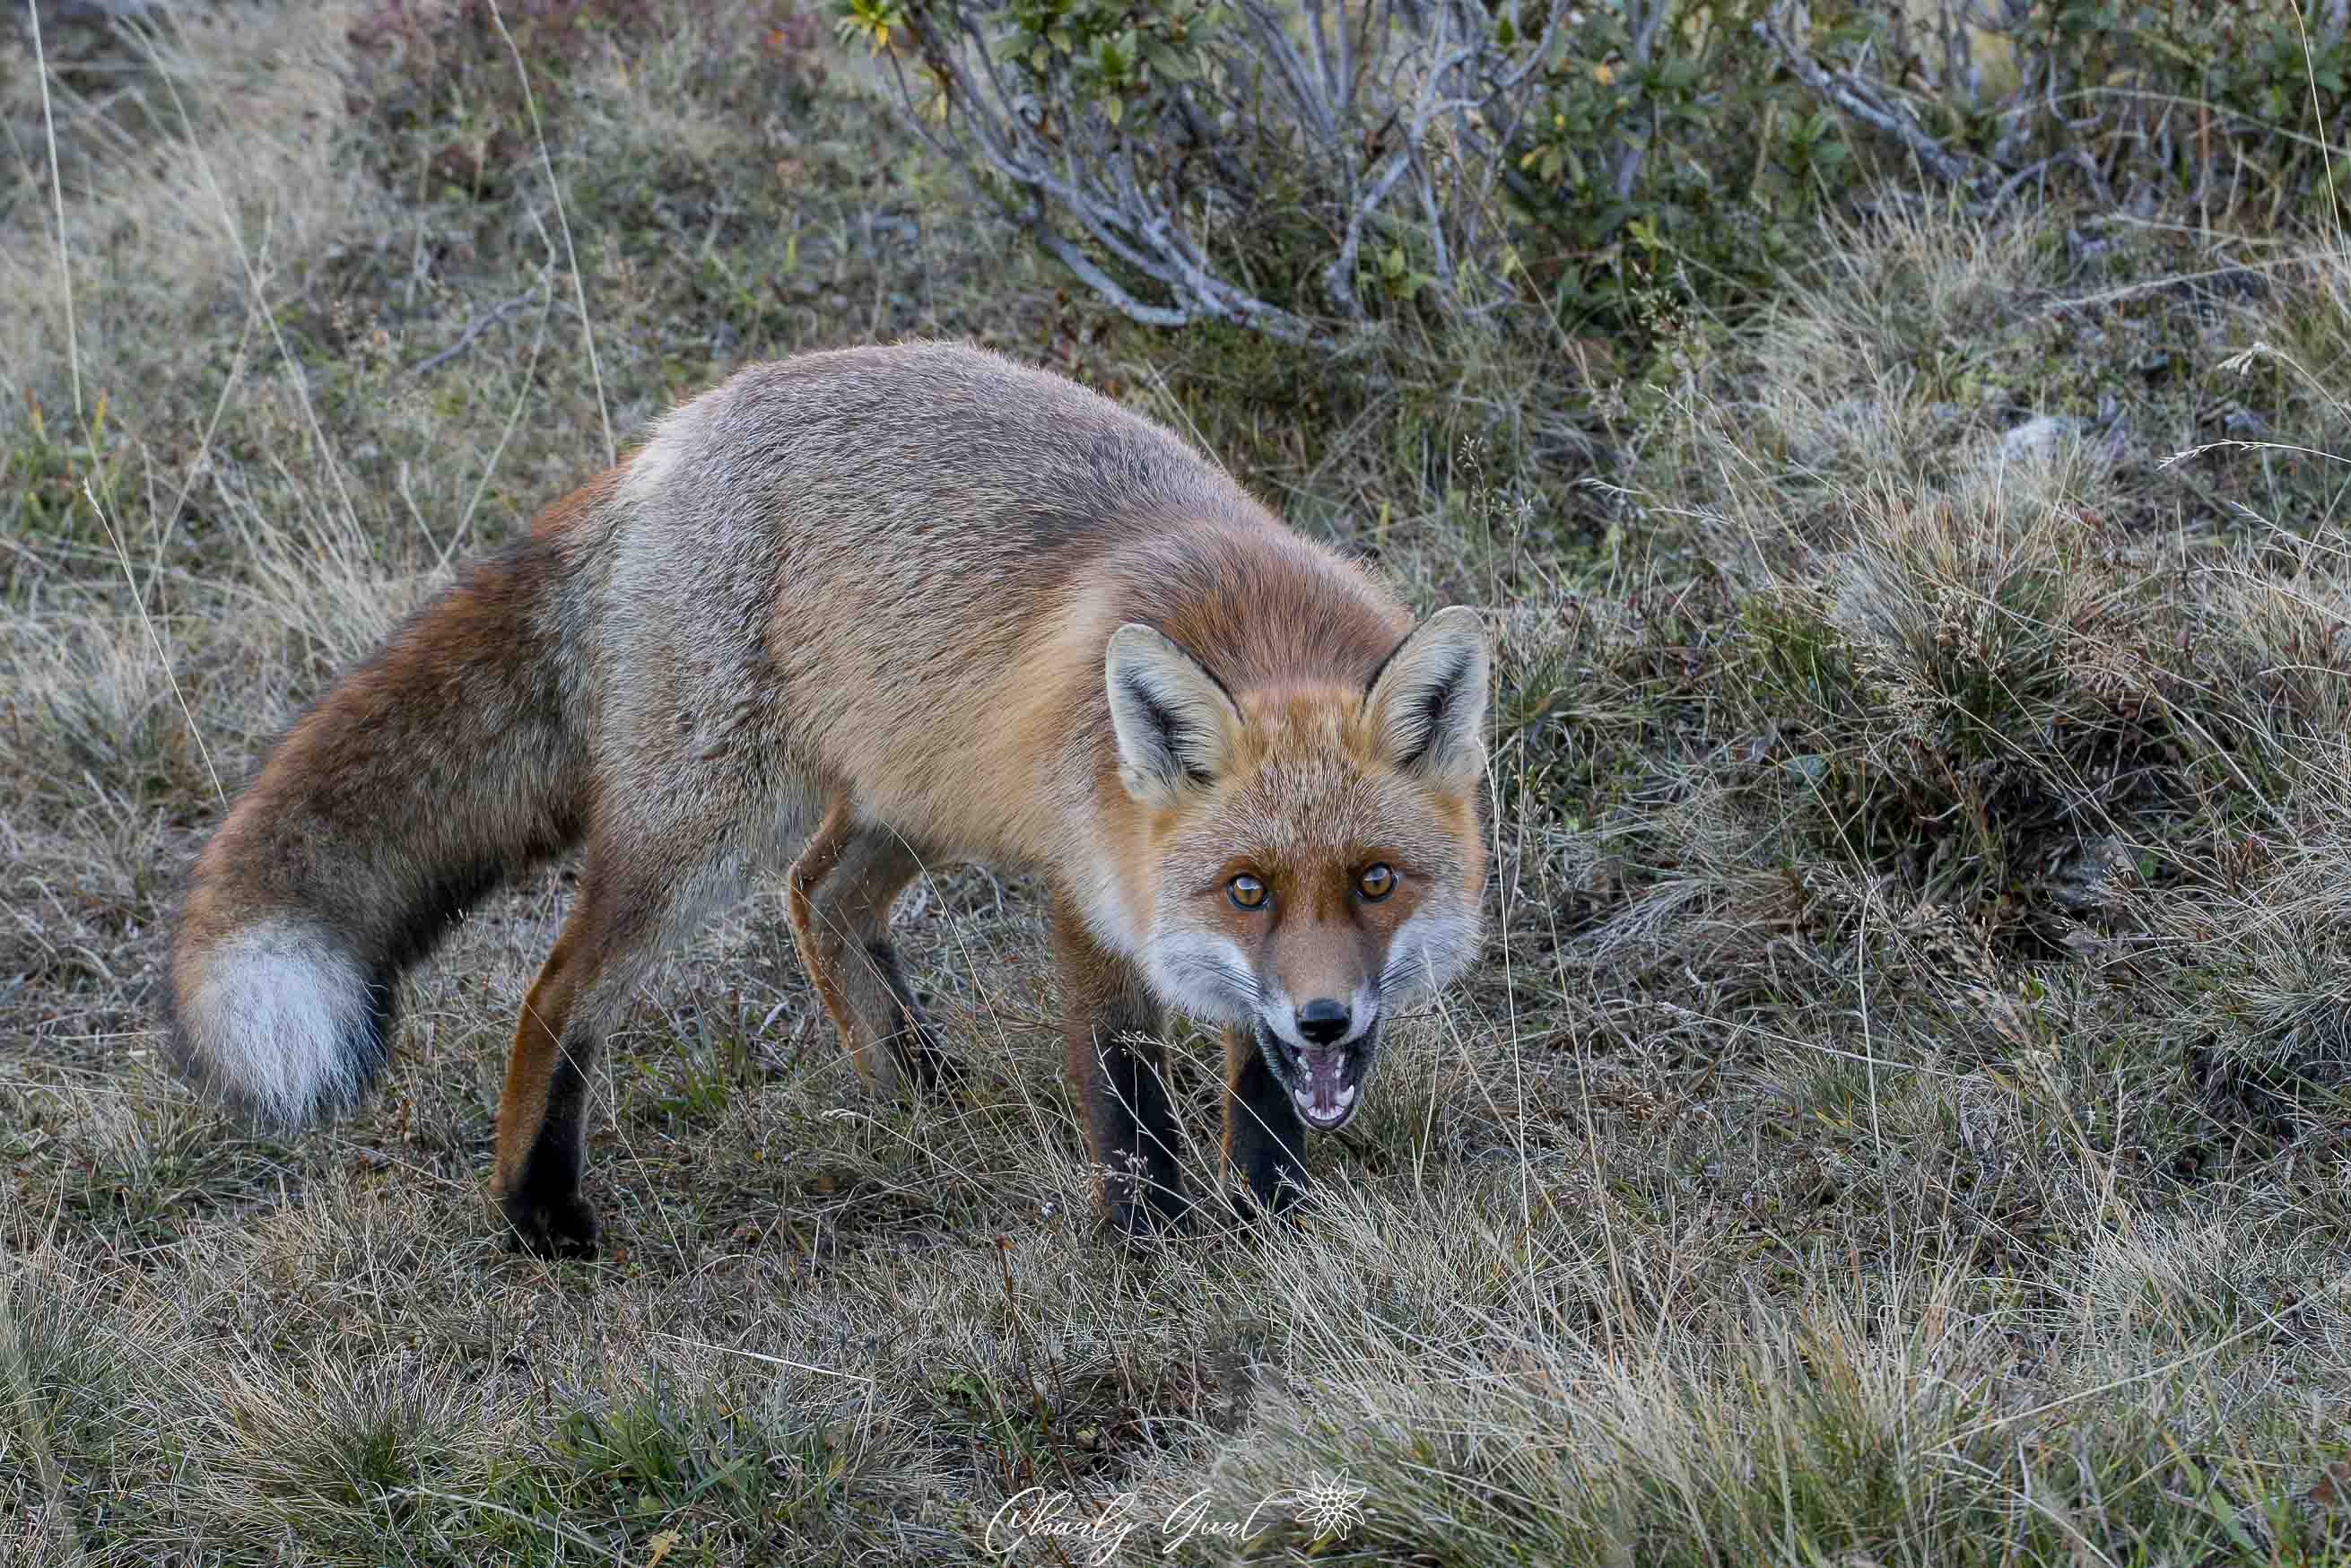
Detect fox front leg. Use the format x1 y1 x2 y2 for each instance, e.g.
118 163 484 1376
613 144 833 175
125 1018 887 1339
1050 895 1187 1236
1222 1024 1309 1223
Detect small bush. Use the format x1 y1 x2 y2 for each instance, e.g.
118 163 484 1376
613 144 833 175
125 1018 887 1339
859 0 2351 348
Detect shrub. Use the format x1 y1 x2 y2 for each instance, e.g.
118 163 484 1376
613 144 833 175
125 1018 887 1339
851 0 2351 347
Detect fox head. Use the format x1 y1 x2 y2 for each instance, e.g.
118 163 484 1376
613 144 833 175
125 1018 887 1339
1105 606 1489 1132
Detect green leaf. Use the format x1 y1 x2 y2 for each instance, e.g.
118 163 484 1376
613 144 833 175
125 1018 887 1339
1144 40 1197 81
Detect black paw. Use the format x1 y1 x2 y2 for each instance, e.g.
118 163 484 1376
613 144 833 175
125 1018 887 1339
887 1004 967 1098
1106 1186 1194 1242
502 1189 600 1259
1226 1172 1304 1229
910 1038 970 1097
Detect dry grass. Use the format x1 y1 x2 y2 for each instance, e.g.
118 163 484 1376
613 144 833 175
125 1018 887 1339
5 4 2351 1564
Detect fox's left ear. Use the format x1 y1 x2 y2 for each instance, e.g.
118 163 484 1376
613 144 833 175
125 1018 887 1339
1364 605 1490 785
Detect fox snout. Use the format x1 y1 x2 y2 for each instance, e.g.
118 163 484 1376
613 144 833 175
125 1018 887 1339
1253 990 1382 1132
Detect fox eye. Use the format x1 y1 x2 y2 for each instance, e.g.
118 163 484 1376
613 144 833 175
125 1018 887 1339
1228 874 1268 910
1358 863 1397 901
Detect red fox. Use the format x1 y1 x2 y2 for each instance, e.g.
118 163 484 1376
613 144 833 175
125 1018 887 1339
166 342 1489 1255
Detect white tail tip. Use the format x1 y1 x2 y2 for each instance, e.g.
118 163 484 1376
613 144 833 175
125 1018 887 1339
173 919 378 1125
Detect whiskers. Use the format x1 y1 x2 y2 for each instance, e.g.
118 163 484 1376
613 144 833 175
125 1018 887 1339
1170 950 1263 1004
1377 907 1479 1002
1138 931 1262 1022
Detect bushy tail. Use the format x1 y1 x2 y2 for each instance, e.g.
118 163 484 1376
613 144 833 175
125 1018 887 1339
166 509 605 1126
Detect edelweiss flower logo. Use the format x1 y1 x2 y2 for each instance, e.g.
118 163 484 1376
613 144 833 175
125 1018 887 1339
1289 1477 1371 1539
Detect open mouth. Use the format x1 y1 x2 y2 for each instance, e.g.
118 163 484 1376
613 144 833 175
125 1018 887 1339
1256 1021 1374 1131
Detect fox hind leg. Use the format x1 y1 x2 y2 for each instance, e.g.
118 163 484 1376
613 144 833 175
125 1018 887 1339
495 921 597 1257
787 799 953 1095
494 823 747 1258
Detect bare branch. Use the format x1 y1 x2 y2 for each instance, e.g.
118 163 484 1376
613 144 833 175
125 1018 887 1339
1304 0 1340 116
1239 0 1336 144
1324 147 1415 318
408 274 549 376
1761 0 1986 193
876 0 1575 342
1035 226 1197 327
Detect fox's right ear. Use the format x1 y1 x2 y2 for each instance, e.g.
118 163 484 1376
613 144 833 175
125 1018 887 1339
1105 623 1241 806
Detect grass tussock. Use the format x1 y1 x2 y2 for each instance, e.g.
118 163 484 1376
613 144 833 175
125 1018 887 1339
4 3 2351 1564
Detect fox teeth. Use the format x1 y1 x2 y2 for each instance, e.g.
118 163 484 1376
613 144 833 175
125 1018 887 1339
1292 1082 1356 1122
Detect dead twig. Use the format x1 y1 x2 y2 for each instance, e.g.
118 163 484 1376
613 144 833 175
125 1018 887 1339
408 273 550 377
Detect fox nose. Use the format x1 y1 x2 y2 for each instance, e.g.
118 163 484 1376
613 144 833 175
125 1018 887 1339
1296 998 1350 1046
